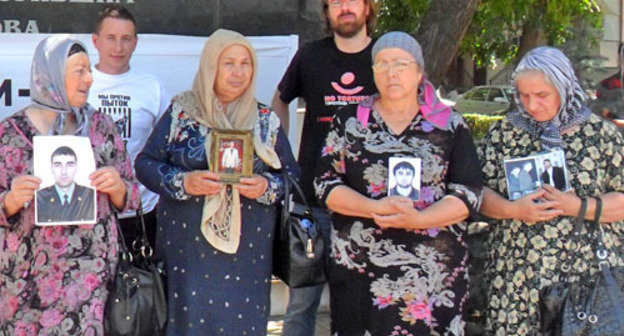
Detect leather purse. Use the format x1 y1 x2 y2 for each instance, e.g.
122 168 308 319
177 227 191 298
272 173 327 288
105 205 167 336
540 197 624 336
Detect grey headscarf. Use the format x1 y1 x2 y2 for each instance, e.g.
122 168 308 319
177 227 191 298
30 35 95 136
508 46 591 150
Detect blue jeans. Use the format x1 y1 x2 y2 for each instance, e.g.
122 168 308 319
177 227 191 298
281 207 331 336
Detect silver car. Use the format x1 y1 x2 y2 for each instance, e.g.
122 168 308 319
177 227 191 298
454 85 515 115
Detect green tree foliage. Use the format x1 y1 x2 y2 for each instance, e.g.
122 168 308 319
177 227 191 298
375 0 429 36
462 0 602 68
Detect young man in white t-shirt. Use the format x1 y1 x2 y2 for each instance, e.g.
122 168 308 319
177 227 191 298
88 5 170 247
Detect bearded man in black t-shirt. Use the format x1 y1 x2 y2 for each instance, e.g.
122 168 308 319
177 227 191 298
271 0 378 335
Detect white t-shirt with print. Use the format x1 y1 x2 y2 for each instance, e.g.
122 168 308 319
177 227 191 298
88 67 170 217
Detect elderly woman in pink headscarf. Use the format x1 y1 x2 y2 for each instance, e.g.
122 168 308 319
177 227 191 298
314 31 482 336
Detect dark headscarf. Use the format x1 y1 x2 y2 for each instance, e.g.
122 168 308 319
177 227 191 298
30 35 95 136
508 46 591 150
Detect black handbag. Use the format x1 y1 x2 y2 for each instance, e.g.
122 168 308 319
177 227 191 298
540 197 624 336
105 205 167 336
272 173 327 288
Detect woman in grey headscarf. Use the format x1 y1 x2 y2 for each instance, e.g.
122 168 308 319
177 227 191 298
0 35 139 335
478 46 624 335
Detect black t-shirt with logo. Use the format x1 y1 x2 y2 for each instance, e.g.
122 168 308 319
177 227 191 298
278 37 377 205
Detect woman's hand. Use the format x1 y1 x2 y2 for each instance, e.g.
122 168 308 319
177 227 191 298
4 175 41 216
90 167 127 209
372 196 419 229
510 188 563 224
235 175 268 199
183 171 223 196
541 184 581 217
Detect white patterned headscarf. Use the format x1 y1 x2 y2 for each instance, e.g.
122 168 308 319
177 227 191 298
508 46 591 150
30 35 95 136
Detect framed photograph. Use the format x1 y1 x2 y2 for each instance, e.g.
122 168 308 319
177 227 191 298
388 157 422 201
210 129 253 183
33 136 97 226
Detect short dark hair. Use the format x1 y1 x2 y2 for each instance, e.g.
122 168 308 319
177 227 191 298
51 146 77 163
94 5 136 34
393 161 415 175
321 0 378 36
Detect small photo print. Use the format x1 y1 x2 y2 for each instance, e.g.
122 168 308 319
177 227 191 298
388 157 421 201
536 150 570 192
504 157 540 201
33 136 97 226
219 139 244 174
503 149 570 200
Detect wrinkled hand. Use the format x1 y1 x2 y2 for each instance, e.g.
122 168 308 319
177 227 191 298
90 167 126 197
541 184 581 217
5 175 41 210
235 175 268 199
511 188 562 224
183 171 223 196
372 196 419 229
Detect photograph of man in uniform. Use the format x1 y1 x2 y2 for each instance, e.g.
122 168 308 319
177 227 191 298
540 158 566 191
37 146 96 224
388 160 420 201
220 140 242 173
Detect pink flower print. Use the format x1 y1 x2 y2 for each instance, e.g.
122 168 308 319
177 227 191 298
40 309 63 327
14 321 38 336
0 295 19 319
47 235 69 256
427 228 440 238
34 251 48 268
37 275 63 307
373 295 395 309
6 233 20 252
321 145 334 156
83 273 100 291
367 182 385 197
404 300 433 325
88 299 105 320
419 187 435 204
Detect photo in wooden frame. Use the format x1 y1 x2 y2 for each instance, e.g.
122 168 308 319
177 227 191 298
210 129 254 183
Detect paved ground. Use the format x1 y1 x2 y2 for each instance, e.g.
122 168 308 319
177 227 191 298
267 313 331 336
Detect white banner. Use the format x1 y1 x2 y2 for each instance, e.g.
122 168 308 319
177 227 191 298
0 33 300 144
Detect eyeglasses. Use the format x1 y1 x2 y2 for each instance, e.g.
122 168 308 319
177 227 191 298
327 0 361 8
372 60 417 73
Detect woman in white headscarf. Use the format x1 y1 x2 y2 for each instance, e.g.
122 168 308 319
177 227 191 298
135 29 299 336
479 46 624 335
0 36 139 335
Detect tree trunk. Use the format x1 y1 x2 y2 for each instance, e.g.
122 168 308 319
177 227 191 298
415 0 480 86
516 21 548 64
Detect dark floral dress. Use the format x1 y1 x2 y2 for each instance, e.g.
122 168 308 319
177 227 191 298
478 114 624 336
0 110 140 336
135 98 298 336
314 105 482 336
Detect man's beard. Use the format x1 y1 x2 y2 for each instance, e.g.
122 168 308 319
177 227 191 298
331 14 366 38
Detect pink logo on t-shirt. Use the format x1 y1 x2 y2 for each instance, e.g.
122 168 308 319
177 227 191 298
331 72 364 95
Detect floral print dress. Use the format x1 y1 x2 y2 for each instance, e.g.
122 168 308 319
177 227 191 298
314 104 482 336
478 115 624 336
0 110 139 336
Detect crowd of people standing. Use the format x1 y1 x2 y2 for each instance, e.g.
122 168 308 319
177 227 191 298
2 1 624 336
